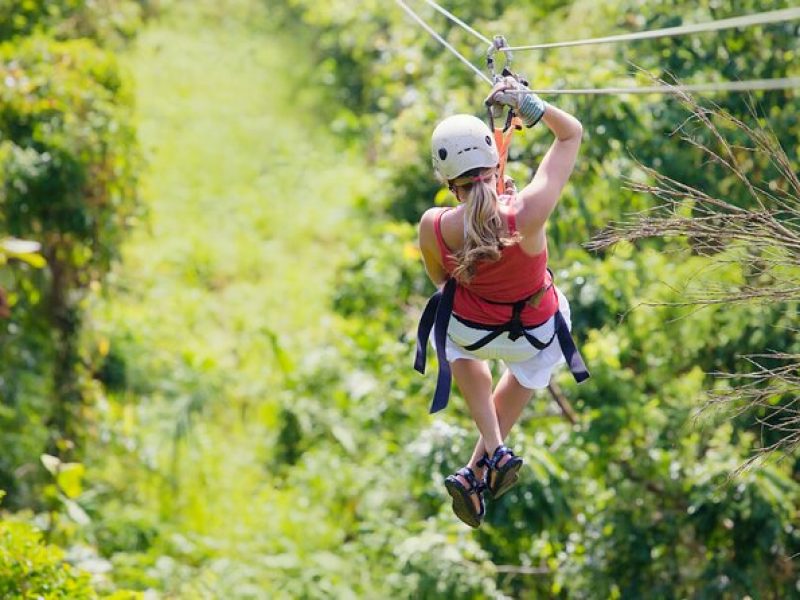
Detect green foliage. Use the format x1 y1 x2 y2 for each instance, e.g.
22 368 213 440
0 36 139 268
0 517 95 599
0 3 142 595
314 181 799 597
333 220 430 328
0 0 144 45
0 510 143 598
269 1 800 597
1 0 797 597
0 32 139 510
388 529 507 599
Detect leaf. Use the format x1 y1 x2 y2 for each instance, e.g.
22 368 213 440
261 553 300 569
264 328 294 374
1 238 46 268
1 238 41 254
62 498 91 525
56 462 85 499
331 423 356 454
314 551 345 571
41 453 61 475
402 242 420 261
15 252 46 268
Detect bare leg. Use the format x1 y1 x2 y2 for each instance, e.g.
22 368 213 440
468 369 534 478
450 359 503 455
449 359 502 511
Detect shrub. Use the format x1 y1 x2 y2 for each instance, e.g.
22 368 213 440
0 517 96 599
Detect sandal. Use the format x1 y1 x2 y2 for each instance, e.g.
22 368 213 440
479 445 523 499
444 467 485 528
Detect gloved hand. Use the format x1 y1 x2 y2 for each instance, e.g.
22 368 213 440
503 175 516 195
484 76 546 128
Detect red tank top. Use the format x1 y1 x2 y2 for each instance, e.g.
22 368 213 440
434 205 558 326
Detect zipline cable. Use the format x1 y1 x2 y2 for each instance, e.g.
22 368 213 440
529 77 800 95
395 0 492 85
506 7 800 51
421 0 491 45
396 0 800 95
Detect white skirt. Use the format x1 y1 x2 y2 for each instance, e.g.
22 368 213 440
433 288 572 390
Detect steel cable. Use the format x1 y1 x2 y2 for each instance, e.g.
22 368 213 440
529 77 800 95
421 0 491 45
396 0 800 95
506 7 800 51
395 0 492 84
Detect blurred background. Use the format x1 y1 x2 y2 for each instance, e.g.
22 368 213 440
0 0 798 597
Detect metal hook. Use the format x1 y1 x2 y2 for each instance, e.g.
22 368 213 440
486 36 521 132
486 35 512 83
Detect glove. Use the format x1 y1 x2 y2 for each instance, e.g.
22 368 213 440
503 175 517 195
485 76 546 128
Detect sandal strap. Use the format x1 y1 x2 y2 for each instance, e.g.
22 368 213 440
487 445 515 469
455 467 482 493
476 453 489 469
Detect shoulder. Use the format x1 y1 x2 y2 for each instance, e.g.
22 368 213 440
502 194 546 252
419 207 444 228
419 207 445 243
513 190 546 236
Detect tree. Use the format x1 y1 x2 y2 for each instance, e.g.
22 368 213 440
0 34 139 507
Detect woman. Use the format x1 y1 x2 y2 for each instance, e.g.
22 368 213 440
416 77 587 527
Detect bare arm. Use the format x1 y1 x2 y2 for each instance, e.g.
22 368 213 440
515 103 582 236
418 208 448 287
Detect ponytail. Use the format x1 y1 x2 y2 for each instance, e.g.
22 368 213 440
452 168 519 283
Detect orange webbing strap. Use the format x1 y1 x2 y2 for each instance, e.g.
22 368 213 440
493 115 523 195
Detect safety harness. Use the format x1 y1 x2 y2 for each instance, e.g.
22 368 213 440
414 275 590 414
414 41 590 413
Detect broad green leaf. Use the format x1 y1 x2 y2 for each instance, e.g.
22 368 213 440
1 238 41 254
11 252 46 268
56 462 85 499
331 423 356 454
40 454 61 475
62 497 91 526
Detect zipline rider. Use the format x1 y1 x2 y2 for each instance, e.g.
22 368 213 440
415 75 589 528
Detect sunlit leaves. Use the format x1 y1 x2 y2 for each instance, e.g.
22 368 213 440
0 520 98 599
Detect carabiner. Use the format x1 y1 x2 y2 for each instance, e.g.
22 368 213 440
486 35 512 83
486 35 528 132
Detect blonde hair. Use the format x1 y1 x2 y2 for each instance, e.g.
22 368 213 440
451 168 519 283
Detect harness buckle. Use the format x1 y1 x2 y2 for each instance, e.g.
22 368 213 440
507 301 526 341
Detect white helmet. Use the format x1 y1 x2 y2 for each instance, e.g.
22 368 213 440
431 114 499 181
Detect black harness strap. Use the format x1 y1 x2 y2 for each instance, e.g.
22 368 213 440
414 276 590 413
414 278 457 414
555 310 590 383
462 296 556 352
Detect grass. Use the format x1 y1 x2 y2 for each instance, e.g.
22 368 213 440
116 4 370 346
86 1 376 595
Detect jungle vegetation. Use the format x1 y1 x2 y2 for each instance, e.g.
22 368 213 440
0 0 797 597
